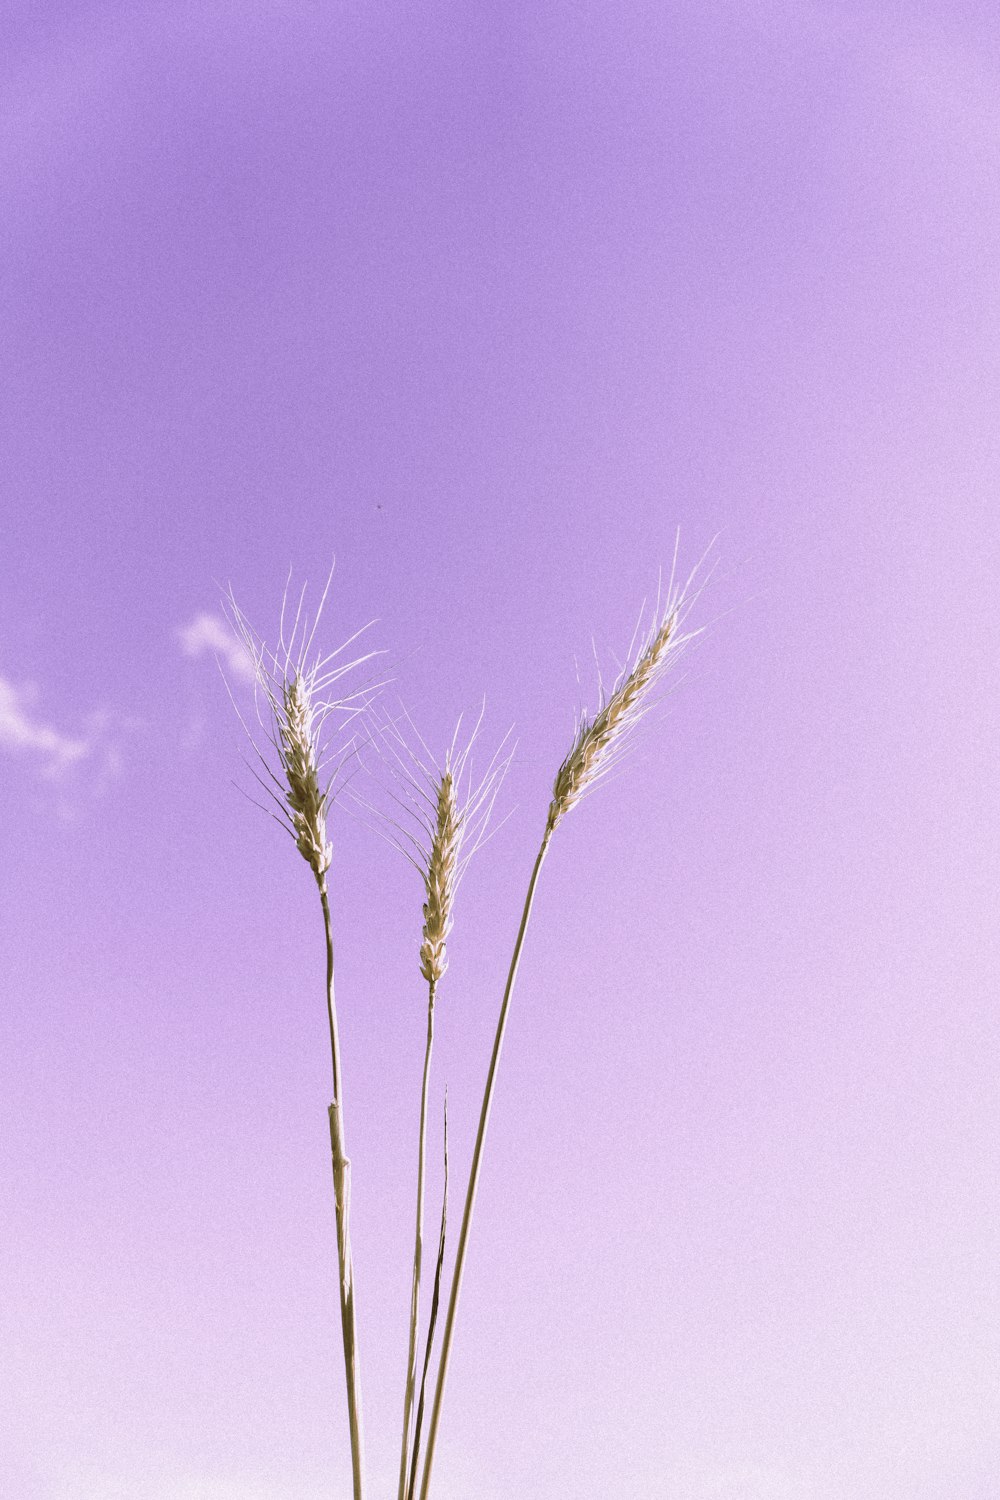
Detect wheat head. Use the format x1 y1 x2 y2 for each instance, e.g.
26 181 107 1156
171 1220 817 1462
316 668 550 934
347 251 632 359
279 672 334 883
419 771 459 983
546 558 706 834
359 704 512 977
224 564 380 889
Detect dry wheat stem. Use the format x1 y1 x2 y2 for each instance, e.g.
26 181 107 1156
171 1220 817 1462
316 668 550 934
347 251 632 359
416 832 551 1500
399 771 459 1500
418 560 705 1500
407 1090 449 1500
396 974 437 1500
225 568 376 1500
322 887 365 1500
394 727 508 1500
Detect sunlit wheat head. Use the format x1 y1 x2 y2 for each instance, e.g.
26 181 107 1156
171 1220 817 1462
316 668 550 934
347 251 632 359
362 704 514 980
224 562 382 888
547 541 714 834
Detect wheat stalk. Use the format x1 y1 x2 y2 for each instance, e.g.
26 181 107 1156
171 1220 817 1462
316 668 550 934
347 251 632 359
417 550 708 1500
393 765 459 1500
357 708 511 1500
407 1089 449 1500
220 546 711 1500
224 565 381 1500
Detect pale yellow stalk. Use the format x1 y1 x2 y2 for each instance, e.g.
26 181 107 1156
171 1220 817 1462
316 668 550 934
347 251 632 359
226 572 379 1500
388 720 508 1500
418 578 698 1500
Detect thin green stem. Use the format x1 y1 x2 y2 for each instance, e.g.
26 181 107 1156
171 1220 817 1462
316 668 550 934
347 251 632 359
397 977 437 1500
320 884 366 1500
417 831 552 1500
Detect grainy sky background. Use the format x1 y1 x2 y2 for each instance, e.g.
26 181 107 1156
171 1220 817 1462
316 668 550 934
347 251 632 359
2 3 998 1498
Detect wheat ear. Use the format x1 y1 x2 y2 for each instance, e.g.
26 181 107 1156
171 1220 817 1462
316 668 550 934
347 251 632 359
420 771 460 985
225 567 381 1500
417 556 705 1500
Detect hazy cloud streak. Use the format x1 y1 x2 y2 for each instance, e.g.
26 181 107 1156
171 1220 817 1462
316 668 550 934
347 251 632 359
177 611 256 682
0 675 91 776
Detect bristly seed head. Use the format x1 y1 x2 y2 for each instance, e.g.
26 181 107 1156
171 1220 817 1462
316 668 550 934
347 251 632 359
223 564 382 890
546 549 708 835
280 673 333 883
357 704 513 984
419 771 460 983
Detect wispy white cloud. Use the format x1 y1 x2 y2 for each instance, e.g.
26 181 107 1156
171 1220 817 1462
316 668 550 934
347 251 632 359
177 611 256 682
0 675 124 818
0 676 91 775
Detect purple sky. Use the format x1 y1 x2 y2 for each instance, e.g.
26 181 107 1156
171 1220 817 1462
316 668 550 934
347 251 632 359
2 4 999 1498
